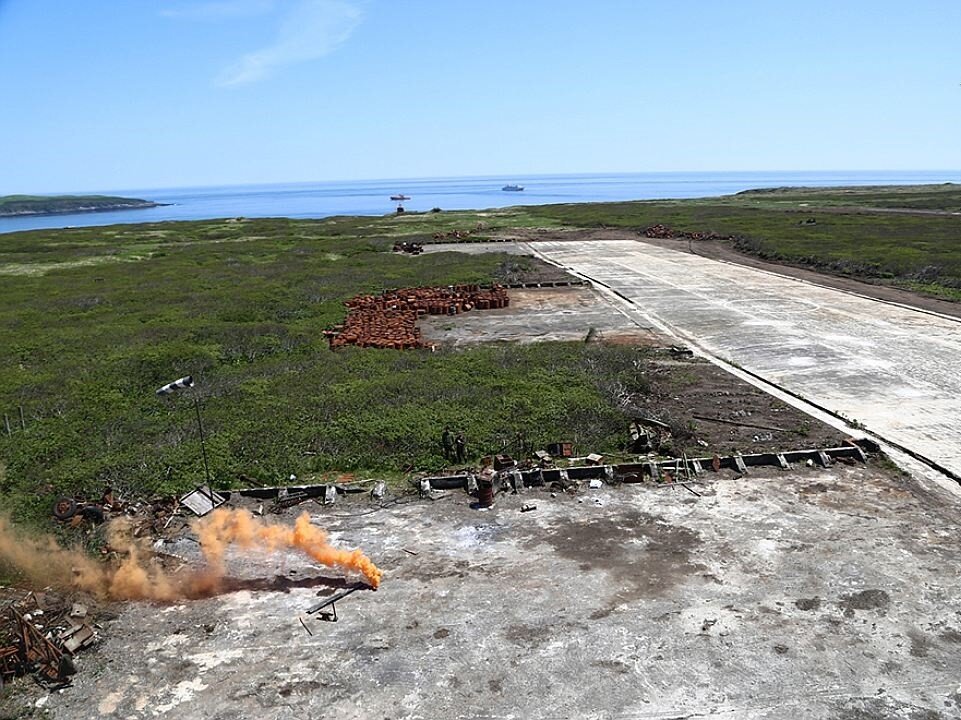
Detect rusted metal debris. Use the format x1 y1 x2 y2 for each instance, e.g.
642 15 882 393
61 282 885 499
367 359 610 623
324 284 509 351
392 241 423 255
692 414 790 433
643 224 738 243
431 229 472 241
52 488 184 538
179 485 226 517
419 441 876 494
305 583 369 622
0 593 97 687
270 489 310 513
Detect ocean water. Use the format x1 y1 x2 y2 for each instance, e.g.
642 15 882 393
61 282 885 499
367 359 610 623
2 170 959 234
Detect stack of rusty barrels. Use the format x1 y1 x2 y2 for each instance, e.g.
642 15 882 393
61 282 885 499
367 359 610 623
327 285 509 350
643 224 678 239
643 224 735 242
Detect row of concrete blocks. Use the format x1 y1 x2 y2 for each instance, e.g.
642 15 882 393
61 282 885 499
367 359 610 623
423 237 516 244
423 443 871 491
504 280 588 289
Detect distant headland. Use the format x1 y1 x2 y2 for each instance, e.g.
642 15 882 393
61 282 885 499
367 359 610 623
0 194 164 217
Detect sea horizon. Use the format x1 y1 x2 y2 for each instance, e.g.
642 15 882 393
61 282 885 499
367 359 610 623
3 169 960 234
17 167 961 197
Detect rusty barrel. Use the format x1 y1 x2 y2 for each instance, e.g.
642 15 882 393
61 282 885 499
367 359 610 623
476 480 494 508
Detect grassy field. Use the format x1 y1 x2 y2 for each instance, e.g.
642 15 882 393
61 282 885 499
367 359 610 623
731 183 961 211
0 217 650 523
2 184 960 523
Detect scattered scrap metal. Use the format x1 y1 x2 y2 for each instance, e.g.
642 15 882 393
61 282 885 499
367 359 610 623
52 487 184 535
431 229 473 241
0 592 97 687
391 241 423 255
643 224 739 243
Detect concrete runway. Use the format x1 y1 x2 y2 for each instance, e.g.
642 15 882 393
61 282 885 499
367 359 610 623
530 239 961 481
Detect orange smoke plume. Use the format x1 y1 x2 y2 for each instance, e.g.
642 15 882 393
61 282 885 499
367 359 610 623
0 509 381 602
193 509 383 589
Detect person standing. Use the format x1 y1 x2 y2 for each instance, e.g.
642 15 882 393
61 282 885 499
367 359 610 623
455 432 466 464
442 426 454 461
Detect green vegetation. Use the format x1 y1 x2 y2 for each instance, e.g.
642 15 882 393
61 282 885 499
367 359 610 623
732 183 961 212
0 217 646 523
0 194 159 217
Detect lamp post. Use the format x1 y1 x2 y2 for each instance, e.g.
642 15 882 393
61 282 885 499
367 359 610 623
156 375 212 488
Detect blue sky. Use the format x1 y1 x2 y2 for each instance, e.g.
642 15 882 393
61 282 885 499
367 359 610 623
1 0 959 193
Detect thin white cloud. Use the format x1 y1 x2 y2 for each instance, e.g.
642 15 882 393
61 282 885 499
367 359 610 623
161 0 276 20
217 0 363 86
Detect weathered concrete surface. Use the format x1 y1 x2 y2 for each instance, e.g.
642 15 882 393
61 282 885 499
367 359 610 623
43 465 961 719
420 287 658 346
420 241 533 255
530 239 961 480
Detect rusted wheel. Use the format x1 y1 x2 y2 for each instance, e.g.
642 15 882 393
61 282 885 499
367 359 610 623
52 497 78 520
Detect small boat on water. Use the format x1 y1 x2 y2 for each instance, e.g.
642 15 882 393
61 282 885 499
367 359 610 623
390 194 410 201
502 184 524 192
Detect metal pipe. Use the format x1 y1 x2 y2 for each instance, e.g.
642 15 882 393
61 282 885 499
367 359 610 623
193 396 213 490
305 584 365 615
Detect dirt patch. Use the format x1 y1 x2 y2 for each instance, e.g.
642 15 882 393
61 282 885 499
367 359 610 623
908 629 935 658
839 589 890 615
398 557 475 583
833 696 946 720
640 354 845 456
939 628 961 644
533 509 704 614
504 622 563 649
592 659 631 674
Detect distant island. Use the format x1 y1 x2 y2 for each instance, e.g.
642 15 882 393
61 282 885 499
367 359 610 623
0 194 164 217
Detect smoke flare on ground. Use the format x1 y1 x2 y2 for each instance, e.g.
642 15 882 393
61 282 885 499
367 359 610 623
0 510 381 601
194 508 382 589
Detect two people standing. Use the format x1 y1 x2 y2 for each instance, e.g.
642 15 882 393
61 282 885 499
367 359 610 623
441 426 467 464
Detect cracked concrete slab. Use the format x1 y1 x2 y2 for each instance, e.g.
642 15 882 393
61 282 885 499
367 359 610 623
419 287 658 346
40 464 961 719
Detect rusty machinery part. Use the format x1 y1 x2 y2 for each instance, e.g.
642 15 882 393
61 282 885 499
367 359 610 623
51 498 105 524
80 505 105 523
